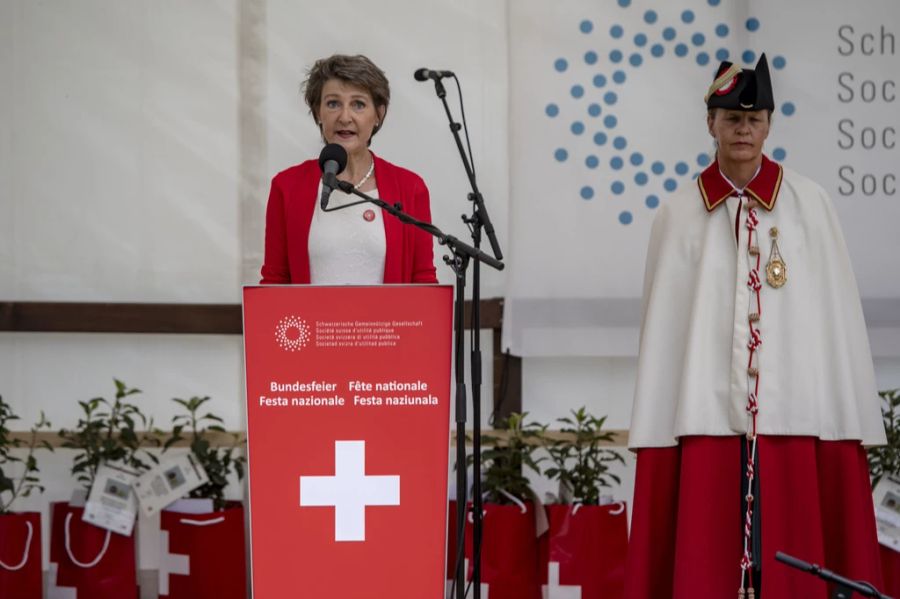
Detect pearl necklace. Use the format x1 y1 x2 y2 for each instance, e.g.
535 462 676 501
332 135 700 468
353 159 375 190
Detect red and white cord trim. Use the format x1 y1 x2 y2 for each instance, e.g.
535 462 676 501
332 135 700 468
739 200 762 598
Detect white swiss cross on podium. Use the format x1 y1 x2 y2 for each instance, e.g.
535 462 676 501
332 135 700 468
299 440 400 542
542 561 581 599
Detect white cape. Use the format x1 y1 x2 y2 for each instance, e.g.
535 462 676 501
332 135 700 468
630 163 886 449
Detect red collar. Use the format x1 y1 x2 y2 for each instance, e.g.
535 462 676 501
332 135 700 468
697 155 783 212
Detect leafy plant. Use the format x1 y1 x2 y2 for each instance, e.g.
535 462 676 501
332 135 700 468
477 412 545 504
164 396 245 511
0 395 53 513
58 379 158 489
544 407 625 505
869 389 900 487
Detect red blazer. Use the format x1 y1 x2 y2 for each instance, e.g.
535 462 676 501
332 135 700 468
260 153 438 284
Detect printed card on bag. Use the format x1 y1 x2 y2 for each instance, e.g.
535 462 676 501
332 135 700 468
83 462 139 536
874 475 900 550
133 454 210 517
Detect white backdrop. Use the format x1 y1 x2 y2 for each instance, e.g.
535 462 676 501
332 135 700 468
504 0 900 356
0 0 508 579
1 0 899 585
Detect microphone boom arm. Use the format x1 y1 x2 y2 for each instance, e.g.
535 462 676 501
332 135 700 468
334 180 503 271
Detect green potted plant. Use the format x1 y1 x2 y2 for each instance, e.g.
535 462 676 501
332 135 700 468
53 379 157 598
868 388 900 595
467 412 546 597
58 378 158 490
541 406 628 596
0 395 51 595
544 406 625 505
868 389 900 488
159 395 248 599
163 395 246 511
479 412 545 505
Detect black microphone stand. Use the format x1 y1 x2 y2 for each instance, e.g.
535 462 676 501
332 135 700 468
327 180 502 598
424 74 504 599
775 551 893 599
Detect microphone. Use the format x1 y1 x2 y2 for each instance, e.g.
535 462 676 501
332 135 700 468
414 68 455 81
318 143 348 210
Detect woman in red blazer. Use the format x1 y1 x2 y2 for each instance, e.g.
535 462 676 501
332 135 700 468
260 54 437 285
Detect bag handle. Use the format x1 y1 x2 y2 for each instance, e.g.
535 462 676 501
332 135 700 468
178 516 226 527
467 509 487 524
497 489 528 513
64 512 111 568
570 500 625 516
0 520 33 571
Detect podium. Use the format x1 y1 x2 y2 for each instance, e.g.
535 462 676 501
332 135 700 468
242 285 453 598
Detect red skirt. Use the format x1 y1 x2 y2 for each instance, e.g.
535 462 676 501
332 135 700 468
624 436 884 598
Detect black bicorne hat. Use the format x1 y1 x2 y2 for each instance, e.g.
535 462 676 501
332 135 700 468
705 53 774 111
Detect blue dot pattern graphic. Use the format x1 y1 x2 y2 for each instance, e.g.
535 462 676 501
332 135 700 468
544 5 796 224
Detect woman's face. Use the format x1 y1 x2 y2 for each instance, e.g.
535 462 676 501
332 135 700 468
317 78 385 157
707 109 770 164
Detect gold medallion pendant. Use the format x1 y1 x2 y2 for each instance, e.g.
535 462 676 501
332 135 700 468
766 227 787 288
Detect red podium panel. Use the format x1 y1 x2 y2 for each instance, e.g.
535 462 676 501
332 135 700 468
243 285 453 599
